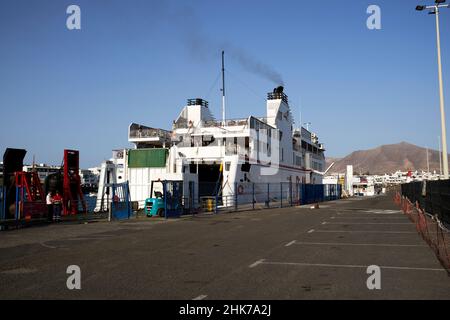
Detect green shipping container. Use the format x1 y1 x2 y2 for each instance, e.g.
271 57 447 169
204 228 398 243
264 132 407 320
128 149 168 168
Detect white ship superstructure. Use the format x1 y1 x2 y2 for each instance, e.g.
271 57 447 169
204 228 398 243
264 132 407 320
114 86 327 208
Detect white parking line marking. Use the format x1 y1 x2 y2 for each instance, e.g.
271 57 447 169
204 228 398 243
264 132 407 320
285 240 296 247
335 216 406 219
256 261 445 272
307 229 315 233
337 211 402 215
40 242 57 249
313 230 416 234
291 241 427 247
249 259 265 268
337 212 403 216
363 210 402 214
193 295 207 300
324 222 410 225
334 208 402 213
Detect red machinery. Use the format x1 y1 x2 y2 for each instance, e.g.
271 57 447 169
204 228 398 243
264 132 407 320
62 150 87 215
15 171 46 220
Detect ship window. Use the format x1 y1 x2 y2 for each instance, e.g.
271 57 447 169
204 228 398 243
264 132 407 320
295 155 302 167
225 162 231 171
202 135 215 146
225 138 238 155
194 136 202 147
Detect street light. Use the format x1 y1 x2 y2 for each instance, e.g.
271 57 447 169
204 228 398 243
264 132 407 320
416 0 450 179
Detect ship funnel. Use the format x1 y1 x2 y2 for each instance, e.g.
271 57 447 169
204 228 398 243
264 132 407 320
274 86 284 94
267 86 288 104
187 98 209 108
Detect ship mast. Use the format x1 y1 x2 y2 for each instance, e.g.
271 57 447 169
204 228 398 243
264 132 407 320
221 50 226 126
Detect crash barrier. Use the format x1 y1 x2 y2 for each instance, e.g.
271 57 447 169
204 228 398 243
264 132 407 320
395 190 450 275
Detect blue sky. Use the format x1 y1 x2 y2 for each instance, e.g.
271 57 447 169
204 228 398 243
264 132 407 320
0 0 449 167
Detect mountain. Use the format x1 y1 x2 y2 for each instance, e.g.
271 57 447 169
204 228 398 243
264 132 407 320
326 142 447 174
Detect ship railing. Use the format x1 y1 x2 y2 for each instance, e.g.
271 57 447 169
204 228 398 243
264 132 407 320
173 119 189 129
201 118 249 128
267 91 288 103
129 128 172 140
174 118 253 130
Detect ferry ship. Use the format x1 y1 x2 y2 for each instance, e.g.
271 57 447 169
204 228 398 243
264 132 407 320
96 86 327 210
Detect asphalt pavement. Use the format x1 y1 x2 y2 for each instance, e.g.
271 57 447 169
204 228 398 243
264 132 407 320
1 194 449 299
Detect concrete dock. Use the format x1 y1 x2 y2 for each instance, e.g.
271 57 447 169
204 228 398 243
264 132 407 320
1 194 449 299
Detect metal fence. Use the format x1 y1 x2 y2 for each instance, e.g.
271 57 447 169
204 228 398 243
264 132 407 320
0 186 5 222
126 182 341 216
395 190 450 275
1 181 342 229
401 180 450 225
0 185 119 230
199 182 341 214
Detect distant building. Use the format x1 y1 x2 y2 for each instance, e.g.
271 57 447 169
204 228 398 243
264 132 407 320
352 175 375 196
345 165 354 196
79 168 100 187
23 164 60 183
22 163 101 192
324 168 443 197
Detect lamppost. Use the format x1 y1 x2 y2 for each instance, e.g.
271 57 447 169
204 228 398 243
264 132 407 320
416 0 449 179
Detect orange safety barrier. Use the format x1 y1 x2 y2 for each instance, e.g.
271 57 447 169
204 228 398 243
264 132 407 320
394 194 450 275
393 191 401 206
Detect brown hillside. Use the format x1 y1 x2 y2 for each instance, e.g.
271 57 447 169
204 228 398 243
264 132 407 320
326 142 447 174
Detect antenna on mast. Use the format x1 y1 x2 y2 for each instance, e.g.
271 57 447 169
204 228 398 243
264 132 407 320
298 96 302 130
221 50 226 126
